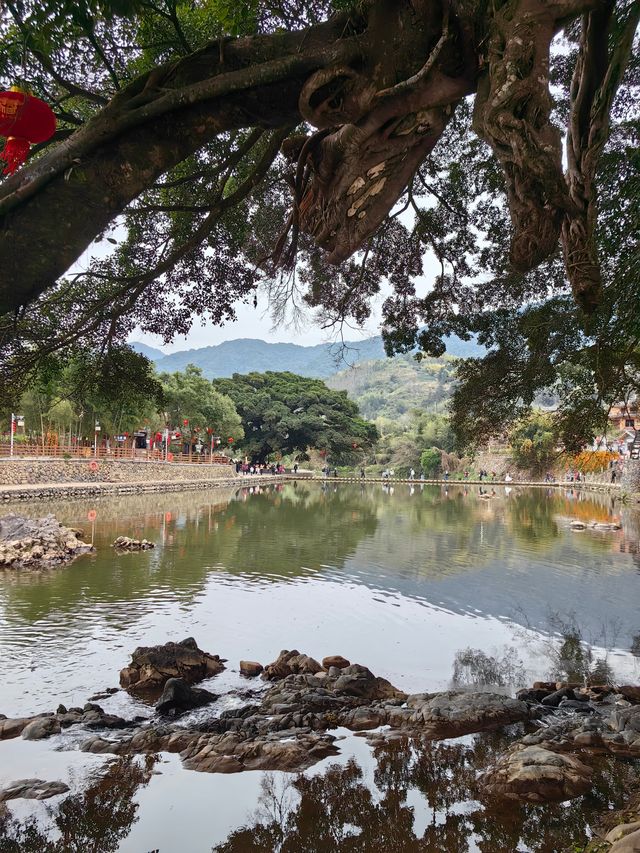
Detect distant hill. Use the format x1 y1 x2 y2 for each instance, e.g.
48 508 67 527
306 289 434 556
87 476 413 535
327 354 457 420
130 333 483 380
130 342 167 361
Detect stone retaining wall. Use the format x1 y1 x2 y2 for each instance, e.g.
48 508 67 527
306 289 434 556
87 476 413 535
0 476 282 503
621 459 640 495
0 458 234 486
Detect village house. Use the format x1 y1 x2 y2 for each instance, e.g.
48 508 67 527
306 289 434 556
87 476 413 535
594 401 640 456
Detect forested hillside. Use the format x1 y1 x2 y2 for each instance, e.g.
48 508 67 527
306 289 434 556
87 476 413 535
131 335 482 381
327 356 457 421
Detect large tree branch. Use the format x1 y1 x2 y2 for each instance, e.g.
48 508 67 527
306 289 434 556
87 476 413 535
0 0 619 324
0 13 360 312
561 0 640 312
1 127 288 374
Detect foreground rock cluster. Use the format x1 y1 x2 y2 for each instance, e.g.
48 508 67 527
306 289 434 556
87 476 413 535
3 638 640 815
0 513 92 569
119 637 225 693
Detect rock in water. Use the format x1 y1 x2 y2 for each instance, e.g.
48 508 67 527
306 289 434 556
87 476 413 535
239 660 263 677
0 778 69 802
113 536 155 551
402 691 531 737
322 655 351 670
0 513 93 570
119 637 225 693
481 744 592 803
21 717 61 740
156 678 217 716
262 649 323 680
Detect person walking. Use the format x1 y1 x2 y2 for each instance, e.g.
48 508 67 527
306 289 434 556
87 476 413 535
611 468 617 483
360 467 366 479
409 468 415 481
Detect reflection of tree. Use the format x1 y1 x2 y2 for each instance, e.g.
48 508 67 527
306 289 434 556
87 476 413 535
505 491 560 545
0 485 379 630
213 733 640 853
0 755 155 853
214 486 379 576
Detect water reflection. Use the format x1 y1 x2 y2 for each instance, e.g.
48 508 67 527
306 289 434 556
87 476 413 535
213 735 640 853
0 484 639 715
0 485 639 851
0 755 155 852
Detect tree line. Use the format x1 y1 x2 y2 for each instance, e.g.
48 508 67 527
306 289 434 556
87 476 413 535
1 359 379 463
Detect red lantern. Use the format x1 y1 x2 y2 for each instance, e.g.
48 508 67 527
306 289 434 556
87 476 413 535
183 419 189 426
0 88 56 175
352 442 358 449
227 437 234 444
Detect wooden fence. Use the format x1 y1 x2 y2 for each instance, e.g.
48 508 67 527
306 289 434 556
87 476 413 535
0 443 231 465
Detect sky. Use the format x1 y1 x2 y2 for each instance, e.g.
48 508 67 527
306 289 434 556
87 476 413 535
131 286 388 353
73 205 440 356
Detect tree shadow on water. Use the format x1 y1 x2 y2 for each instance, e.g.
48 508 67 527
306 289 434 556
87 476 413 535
0 754 155 853
213 734 640 853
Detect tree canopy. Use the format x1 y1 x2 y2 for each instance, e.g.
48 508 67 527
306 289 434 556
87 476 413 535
0 0 637 449
159 364 243 441
507 410 558 471
213 371 378 461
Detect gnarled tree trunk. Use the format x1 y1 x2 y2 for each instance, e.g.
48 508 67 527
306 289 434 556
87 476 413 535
0 0 633 316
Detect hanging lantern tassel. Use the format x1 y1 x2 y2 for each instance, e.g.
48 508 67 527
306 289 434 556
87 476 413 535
1 137 31 174
0 88 56 175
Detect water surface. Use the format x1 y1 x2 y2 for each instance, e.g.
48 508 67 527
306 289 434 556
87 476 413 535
1 483 639 851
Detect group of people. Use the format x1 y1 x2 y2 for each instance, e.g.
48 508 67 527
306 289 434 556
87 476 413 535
235 461 286 475
322 466 339 478
476 469 496 481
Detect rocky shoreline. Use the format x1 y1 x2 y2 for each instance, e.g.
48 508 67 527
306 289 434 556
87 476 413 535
2 636 640 841
0 513 93 569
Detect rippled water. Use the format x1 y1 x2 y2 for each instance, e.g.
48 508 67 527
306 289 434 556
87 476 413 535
1 482 640 851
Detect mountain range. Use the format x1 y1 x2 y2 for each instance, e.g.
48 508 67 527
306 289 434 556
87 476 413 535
130 333 483 380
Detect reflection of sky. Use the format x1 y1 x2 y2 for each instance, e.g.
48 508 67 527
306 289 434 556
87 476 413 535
1 485 640 853
0 485 639 718
342 523 640 648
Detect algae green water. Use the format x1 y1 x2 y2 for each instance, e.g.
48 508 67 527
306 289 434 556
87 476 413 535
1 483 639 852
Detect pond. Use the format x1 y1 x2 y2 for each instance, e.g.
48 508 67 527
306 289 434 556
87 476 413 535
1 483 639 851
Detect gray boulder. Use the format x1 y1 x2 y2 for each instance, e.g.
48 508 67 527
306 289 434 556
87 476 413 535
481 744 593 803
156 677 217 716
0 778 69 802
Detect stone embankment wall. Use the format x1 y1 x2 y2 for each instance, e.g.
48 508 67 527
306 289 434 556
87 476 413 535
0 459 235 486
621 459 640 496
472 451 515 478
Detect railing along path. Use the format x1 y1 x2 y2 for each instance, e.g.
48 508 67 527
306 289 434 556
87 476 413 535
0 444 231 465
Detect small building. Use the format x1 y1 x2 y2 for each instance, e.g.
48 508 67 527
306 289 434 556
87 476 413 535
609 401 638 431
605 401 639 455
